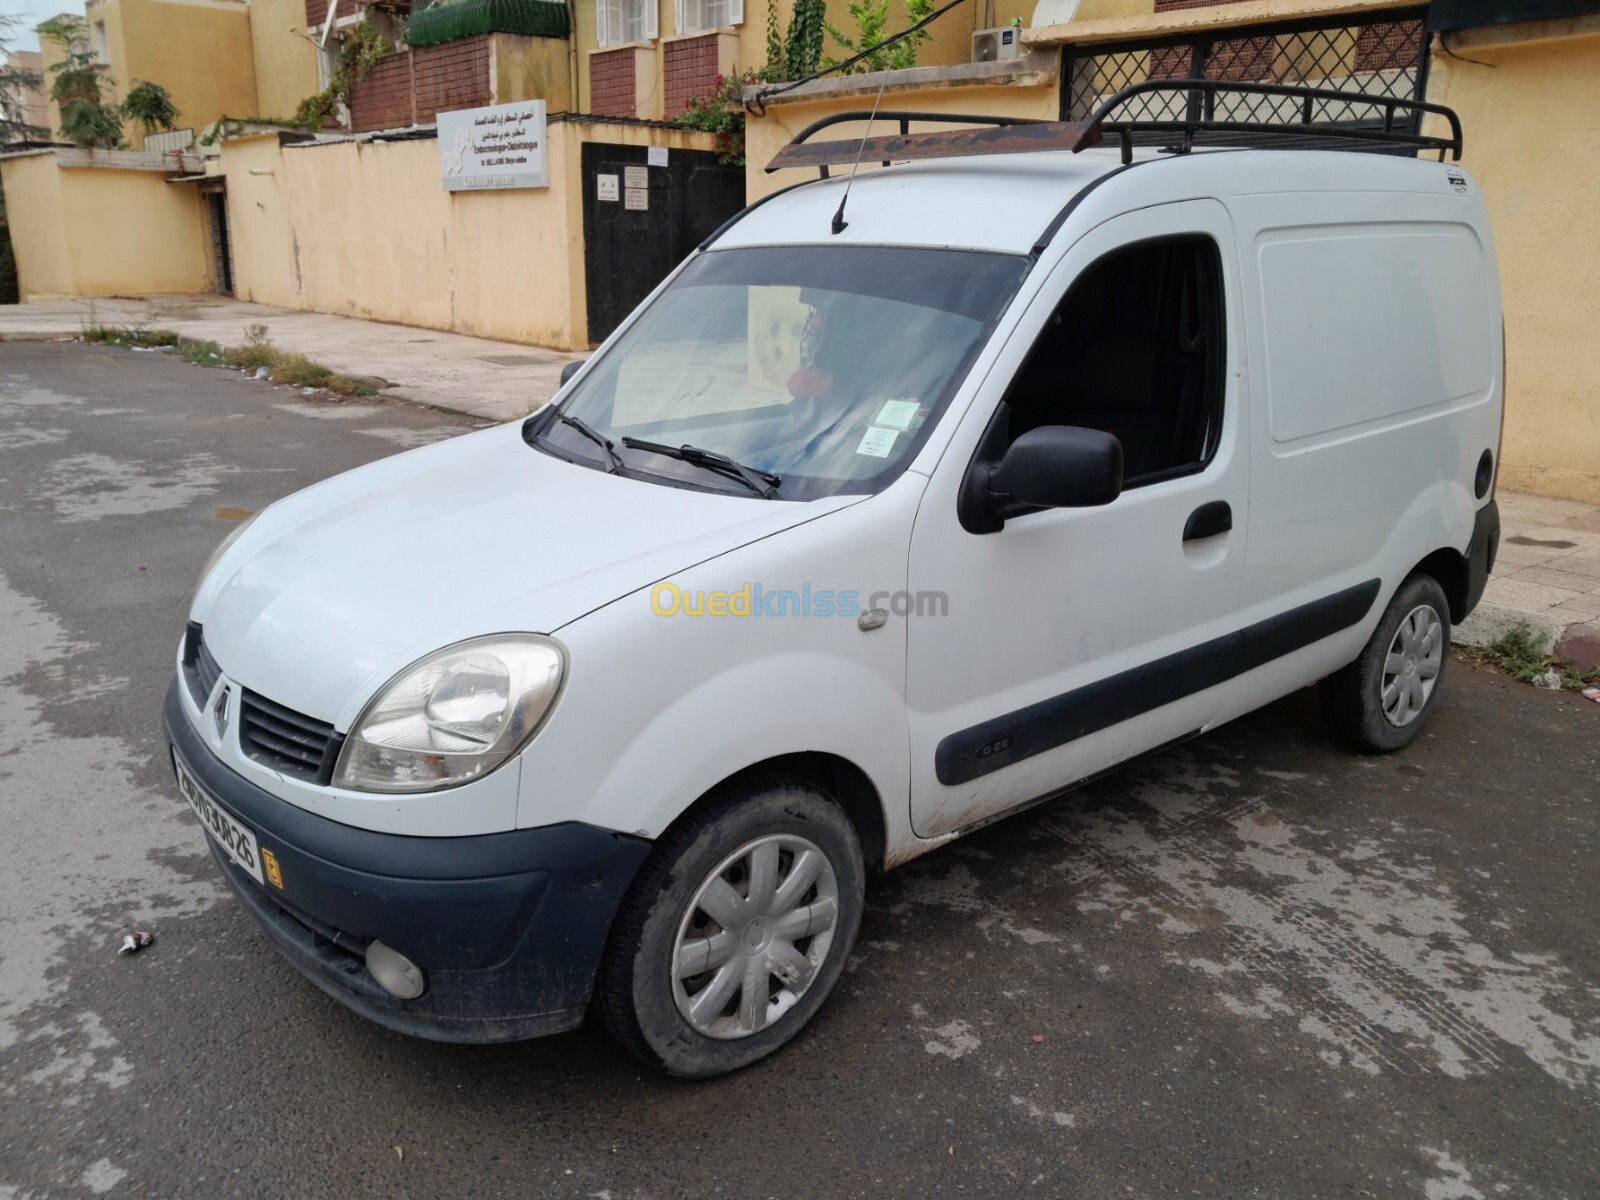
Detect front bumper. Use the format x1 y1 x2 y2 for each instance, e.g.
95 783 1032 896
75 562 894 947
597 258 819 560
163 681 651 1043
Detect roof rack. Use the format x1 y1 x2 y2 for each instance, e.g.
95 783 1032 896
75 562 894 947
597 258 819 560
764 80 1463 175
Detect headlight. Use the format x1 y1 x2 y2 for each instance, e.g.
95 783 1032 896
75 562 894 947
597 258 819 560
196 512 259 593
333 635 565 793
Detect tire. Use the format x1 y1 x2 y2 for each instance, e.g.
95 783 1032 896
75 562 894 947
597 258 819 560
1319 572 1451 753
597 777 865 1078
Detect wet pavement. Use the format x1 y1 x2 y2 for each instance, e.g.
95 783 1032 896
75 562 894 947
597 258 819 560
2 343 1597 1199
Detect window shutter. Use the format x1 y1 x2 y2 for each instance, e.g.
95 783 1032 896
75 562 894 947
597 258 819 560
729 0 743 26
644 0 659 40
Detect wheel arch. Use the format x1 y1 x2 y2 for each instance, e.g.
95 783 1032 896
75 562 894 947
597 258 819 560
1411 546 1471 624
681 751 889 874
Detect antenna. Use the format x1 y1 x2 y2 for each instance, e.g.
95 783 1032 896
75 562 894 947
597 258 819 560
830 76 888 237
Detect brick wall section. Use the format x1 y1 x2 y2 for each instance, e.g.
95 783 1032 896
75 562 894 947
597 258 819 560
663 34 720 118
413 35 495 124
590 49 636 118
1355 19 1423 72
346 37 496 134
305 0 361 31
349 52 414 133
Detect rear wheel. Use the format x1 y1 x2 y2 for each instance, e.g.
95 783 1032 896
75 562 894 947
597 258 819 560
598 778 865 1078
1320 573 1451 752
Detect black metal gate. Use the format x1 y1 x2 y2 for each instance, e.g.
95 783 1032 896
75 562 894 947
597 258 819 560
580 141 746 345
1062 7 1430 138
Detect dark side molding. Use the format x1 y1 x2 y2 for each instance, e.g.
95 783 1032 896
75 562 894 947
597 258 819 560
935 579 1381 786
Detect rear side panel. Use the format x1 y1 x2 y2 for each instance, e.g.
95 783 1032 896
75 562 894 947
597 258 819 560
1221 167 1502 720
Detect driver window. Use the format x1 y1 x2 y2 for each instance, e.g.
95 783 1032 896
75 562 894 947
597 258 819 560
1003 236 1225 486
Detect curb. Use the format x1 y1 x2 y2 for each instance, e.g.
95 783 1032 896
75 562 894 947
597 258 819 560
1456 602 1568 655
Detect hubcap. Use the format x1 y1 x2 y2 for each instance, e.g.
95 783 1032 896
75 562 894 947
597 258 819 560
1381 603 1443 728
671 833 840 1040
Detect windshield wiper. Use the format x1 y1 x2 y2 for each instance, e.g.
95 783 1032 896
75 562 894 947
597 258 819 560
620 438 782 499
554 410 623 473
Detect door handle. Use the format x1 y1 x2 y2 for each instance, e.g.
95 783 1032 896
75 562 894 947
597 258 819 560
1183 500 1232 542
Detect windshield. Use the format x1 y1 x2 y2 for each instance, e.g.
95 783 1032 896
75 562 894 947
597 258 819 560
528 245 1029 499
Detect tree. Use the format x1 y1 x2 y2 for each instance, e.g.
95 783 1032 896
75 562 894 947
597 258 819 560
122 81 178 137
1 14 47 144
38 17 123 149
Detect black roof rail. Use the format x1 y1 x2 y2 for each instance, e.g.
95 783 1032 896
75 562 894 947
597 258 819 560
764 82 1462 175
1087 79 1463 165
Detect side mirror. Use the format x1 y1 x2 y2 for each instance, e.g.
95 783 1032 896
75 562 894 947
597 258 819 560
560 360 584 386
989 425 1123 510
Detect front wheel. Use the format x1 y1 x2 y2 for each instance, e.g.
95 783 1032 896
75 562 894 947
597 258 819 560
1320 572 1451 752
598 778 865 1078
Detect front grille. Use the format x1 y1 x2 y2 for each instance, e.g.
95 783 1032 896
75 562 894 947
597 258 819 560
182 622 223 706
240 689 342 784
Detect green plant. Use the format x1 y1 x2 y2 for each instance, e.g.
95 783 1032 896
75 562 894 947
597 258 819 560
176 328 374 396
293 20 396 131
1461 624 1597 688
823 0 934 75
178 339 228 366
226 323 276 371
670 70 770 166
39 17 124 149
769 0 826 81
121 81 179 137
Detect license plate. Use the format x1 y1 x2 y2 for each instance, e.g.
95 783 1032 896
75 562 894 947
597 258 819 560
173 751 265 885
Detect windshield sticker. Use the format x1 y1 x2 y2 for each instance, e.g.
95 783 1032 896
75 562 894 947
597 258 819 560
1445 168 1468 195
875 399 921 431
856 426 899 458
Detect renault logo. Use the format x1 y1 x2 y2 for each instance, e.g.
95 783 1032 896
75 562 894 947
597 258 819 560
212 688 231 740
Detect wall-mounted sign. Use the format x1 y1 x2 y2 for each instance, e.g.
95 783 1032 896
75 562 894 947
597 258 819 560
647 146 669 168
597 174 619 202
438 100 549 191
624 165 649 191
624 187 649 211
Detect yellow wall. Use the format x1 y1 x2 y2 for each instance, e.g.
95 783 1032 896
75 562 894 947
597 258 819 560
569 0 1144 119
248 0 323 120
1428 30 1600 504
219 122 719 349
0 151 210 297
63 0 259 148
495 32 575 112
744 74 1059 197
1 154 73 296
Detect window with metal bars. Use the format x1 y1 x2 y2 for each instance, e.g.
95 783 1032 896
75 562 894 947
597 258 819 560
1062 8 1430 144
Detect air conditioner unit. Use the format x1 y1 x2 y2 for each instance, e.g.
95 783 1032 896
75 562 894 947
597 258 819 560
971 26 1022 63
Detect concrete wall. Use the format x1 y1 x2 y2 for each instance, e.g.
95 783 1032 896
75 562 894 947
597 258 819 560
0 150 210 297
248 0 324 120
1427 24 1600 504
218 121 717 349
1 154 72 296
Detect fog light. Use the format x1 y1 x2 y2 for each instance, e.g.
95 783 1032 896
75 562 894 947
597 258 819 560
366 939 427 1000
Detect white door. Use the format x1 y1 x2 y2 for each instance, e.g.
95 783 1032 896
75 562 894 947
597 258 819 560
906 200 1249 838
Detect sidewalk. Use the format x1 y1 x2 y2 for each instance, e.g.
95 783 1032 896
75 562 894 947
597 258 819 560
0 294 585 423
2 294 1597 668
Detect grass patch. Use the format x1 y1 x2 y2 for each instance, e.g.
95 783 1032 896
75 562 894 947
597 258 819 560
177 339 228 367
1459 624 1597 688
174 324 375 397
81 324 180 348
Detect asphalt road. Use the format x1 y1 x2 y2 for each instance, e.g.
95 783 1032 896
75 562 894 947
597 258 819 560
2 342 1597 1200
